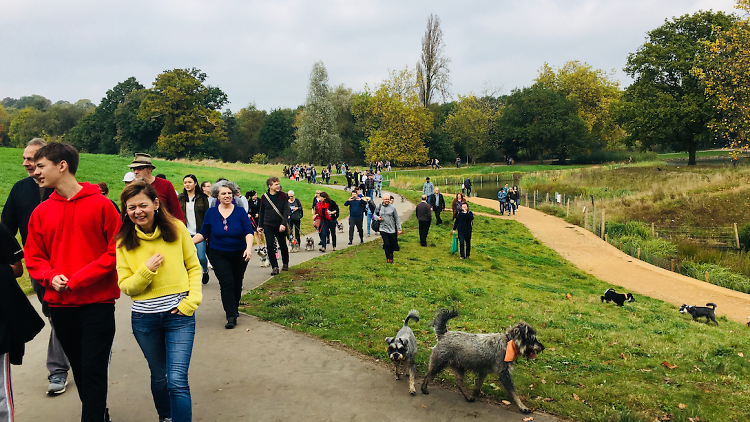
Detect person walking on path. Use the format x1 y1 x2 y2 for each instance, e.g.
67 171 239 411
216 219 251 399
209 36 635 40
116 182 202 422
179 174 211 285
453 202 474 259
375 193 402 263
422 177 435 198
373 170 383 198
365 173 375 201
25 143 121 422
0 221 46 422
192 181 253 329
287 190 303 247
129 153 185 223
508 185 519 216
463 176 472 197
428 187 446 225
344 189 366 245
416 195 432 247
497 186 508 215
451 193 468 221
258 177 291 275
345 169 353 191
0 138 70 396
316 192 339 252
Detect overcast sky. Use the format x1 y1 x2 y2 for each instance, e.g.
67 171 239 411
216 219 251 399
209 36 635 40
0 0 739 111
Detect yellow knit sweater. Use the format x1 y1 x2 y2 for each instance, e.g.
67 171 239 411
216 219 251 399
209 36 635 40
116 222 202 316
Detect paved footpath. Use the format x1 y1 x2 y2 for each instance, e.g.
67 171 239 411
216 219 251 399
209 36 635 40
14 189 557 422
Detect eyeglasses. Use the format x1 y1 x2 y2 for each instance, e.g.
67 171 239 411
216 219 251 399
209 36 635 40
132 166 150 171
222 218 228 232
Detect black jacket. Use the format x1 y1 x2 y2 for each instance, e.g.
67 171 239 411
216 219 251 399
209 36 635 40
1 177 54 245
416 202 432 222
463 177 472 188
453 210 474 234
289 198 303 220
259 190 291 227
427 193 446 211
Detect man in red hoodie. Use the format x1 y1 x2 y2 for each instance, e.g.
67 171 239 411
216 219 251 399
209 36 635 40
25 143 120 422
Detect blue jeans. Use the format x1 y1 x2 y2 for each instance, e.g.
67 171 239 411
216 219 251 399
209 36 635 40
132 311 196 422
366 208 372 235
375 182 382 197
195 240 208 273
321 220 337 249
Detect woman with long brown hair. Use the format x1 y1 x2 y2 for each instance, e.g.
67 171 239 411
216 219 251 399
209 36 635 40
316 192 339 252
116 181 202 422
451 192 468 220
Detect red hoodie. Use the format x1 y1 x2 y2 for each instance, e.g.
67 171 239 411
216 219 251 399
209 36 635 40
25 182 121 307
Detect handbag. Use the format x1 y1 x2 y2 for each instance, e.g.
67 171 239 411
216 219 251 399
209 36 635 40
371 205 382 232
451 233 458 254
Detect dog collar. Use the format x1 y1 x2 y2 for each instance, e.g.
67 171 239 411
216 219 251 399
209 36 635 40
504 334 519 362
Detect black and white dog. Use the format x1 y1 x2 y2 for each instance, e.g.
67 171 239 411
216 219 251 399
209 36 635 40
601 288 635 307
385 310 419 395
680 303 719 325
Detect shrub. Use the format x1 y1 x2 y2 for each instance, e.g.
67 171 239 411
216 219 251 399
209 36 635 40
252 153 269 164
606 221 651 239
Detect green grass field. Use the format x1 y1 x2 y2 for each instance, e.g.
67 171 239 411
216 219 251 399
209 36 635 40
240 215 750 422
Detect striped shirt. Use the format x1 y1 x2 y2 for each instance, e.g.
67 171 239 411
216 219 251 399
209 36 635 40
132 292 188 314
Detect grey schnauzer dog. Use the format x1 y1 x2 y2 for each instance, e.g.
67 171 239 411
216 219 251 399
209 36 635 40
385 309 420 395
420 308 544 414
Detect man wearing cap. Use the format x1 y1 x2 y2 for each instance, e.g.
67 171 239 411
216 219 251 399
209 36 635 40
122 172 135 185
422 177 435 198
1 138 71 396
129 153 185 222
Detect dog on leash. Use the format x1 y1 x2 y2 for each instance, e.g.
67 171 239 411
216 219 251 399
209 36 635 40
257 246 270 267
289 236 300 253
337 222 344 233
680 303 719 325
400 195 405 203
385 310 420 395
601 288 635 307
420 308 544 414
305 237 315 252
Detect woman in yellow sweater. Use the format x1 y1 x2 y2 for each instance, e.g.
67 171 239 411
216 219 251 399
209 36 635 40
116 181 202 422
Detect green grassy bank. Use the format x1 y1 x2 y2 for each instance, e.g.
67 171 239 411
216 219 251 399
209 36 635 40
241 215 750 422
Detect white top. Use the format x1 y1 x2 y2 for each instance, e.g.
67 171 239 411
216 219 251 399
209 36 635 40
186 199 197 235
132 292 188 314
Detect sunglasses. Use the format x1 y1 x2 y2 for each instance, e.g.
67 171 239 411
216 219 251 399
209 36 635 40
222 218 228 232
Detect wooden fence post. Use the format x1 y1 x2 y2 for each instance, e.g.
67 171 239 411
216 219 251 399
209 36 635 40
652 223 655 238
705 272 710 283
637 247 641 260
566 199 570 218
526 193 529 208
545 192 549 205
605 233 608 243
671 259 675 272
601 210 605 239
734 223 740 249
534 191 537 209
584 208 589 231
592 208 597 235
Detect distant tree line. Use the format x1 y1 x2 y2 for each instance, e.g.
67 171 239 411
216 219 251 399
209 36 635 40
2 9 746 166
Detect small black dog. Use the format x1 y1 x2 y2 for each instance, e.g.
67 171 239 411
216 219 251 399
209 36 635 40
680 303 719 325
385 310 419 395
601 288 635 306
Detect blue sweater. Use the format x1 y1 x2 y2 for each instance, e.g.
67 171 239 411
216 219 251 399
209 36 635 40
344 197 366 219
199 206 254 252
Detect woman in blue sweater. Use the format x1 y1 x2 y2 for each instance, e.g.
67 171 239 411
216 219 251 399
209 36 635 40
192 180 254 329
452 202 474 259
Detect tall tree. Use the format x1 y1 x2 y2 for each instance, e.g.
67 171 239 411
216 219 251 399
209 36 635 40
138 68 228 157
257 108 296 159
0 105 10 146
535 61 623 149
442 95 499 163
616 11 735 165
496 84 589 163
353 69 431 166
417 14 451 107
695 1 750 150
330 84 366 164
294 61 342 164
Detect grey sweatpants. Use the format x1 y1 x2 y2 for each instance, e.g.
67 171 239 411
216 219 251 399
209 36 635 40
31 278 70 379
0 353 11 421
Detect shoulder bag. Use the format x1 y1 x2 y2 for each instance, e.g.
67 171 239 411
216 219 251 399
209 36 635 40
371 204 382 232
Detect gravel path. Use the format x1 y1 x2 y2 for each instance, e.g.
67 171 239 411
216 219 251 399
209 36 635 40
468 197 750 324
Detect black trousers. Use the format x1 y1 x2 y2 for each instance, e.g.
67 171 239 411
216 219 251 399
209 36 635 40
458 231 472 258
381 231 399 260
349 216 363 242
264 225 289 269
208 247 248 318
418 220 431 246
50 303 115 422
289 219 301 243
433 208 443 225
